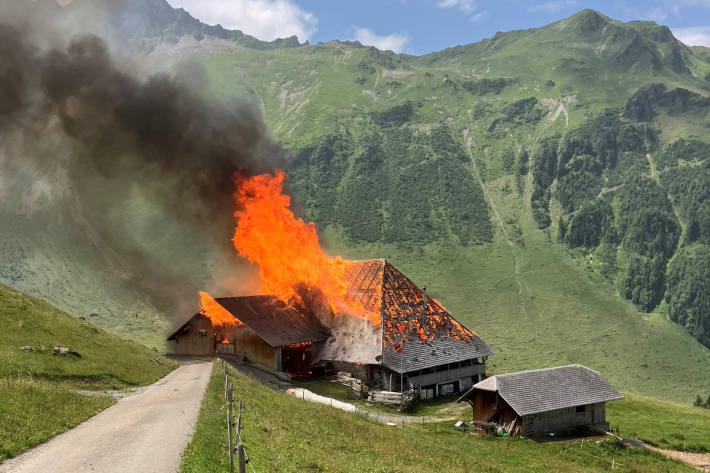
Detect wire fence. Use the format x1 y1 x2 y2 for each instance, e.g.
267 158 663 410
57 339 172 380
222 359 256 473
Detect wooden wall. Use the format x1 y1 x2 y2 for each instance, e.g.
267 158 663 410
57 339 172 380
231 326 278 370
470 390 498 422
522 403 607 435
168 315 216 356
169 316 278 371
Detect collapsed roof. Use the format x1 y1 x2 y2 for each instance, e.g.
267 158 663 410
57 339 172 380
458 364 623 416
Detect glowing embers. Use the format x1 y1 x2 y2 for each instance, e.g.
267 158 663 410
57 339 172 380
380 263 477 348
199 291 243 327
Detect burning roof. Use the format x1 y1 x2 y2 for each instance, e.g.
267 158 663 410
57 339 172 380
168 259 492 372
216 296 328 347
167 295 328 347
337 259 494 372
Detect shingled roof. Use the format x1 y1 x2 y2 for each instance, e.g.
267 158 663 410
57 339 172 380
459 364 623 416
343 260 494 373
167 296 328 347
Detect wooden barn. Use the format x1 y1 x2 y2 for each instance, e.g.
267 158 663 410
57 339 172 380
168 259 493 398
167 295 328 374
457 364 623 436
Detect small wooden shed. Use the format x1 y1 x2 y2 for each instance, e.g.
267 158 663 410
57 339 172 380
457 364 623 436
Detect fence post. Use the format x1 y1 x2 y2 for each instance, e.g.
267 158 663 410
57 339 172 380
237 444 246 473
227 387 234 473
236 400 245 473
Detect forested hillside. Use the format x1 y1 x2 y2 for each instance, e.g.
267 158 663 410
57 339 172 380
2 3 710 403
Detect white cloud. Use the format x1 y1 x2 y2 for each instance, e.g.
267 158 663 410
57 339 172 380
166 0 317 42
647 6 670 21
527 0 580 14
672 26 710 45
436 0 486 21
437 0 476 13
353 28 409 53
470 11 488 22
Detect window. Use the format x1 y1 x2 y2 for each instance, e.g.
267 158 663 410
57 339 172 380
461 359 472 367
439 383 455 396
576 405 585 413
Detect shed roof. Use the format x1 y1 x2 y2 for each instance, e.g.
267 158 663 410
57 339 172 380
167 296 329 347
344 260 494 373
458 364 623 416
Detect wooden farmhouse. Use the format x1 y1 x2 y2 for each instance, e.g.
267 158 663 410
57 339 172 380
457 364 623 436
167 259 493 399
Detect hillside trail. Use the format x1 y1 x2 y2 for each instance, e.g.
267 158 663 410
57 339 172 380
462 128 512 247
0 358 212 473
646 446 710 471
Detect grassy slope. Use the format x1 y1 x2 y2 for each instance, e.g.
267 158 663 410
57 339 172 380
192 13 710 405
0 283 175 461
180 362 694 473
607 394 710 453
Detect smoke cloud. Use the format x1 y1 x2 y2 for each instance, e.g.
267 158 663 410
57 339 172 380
0 0 285 322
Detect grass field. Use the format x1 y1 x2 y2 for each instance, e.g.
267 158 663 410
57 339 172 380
179 362 695 473
297 375 710 453
0 283 176 461
607 394 710 453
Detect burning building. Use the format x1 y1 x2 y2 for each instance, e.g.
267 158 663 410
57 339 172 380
167 259 493 398
168 171 492 398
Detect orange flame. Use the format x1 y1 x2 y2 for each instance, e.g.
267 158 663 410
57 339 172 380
231 171 377 323
199 291 242 327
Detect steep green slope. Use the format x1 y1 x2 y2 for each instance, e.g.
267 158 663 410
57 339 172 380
0 282 175 459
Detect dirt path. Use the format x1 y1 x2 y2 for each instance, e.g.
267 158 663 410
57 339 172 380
0 359 212 473
647 446 710 471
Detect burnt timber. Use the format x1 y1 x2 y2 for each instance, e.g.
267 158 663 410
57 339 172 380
340 260 493 398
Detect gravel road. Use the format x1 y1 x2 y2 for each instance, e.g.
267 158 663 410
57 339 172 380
0 358 212 473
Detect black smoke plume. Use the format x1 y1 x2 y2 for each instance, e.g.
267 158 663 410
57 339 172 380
0 3 285 322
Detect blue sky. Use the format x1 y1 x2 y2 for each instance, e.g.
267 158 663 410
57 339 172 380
166 0 710 55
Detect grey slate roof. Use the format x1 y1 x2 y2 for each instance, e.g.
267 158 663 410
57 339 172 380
459 364 623 416
383 336 494 374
